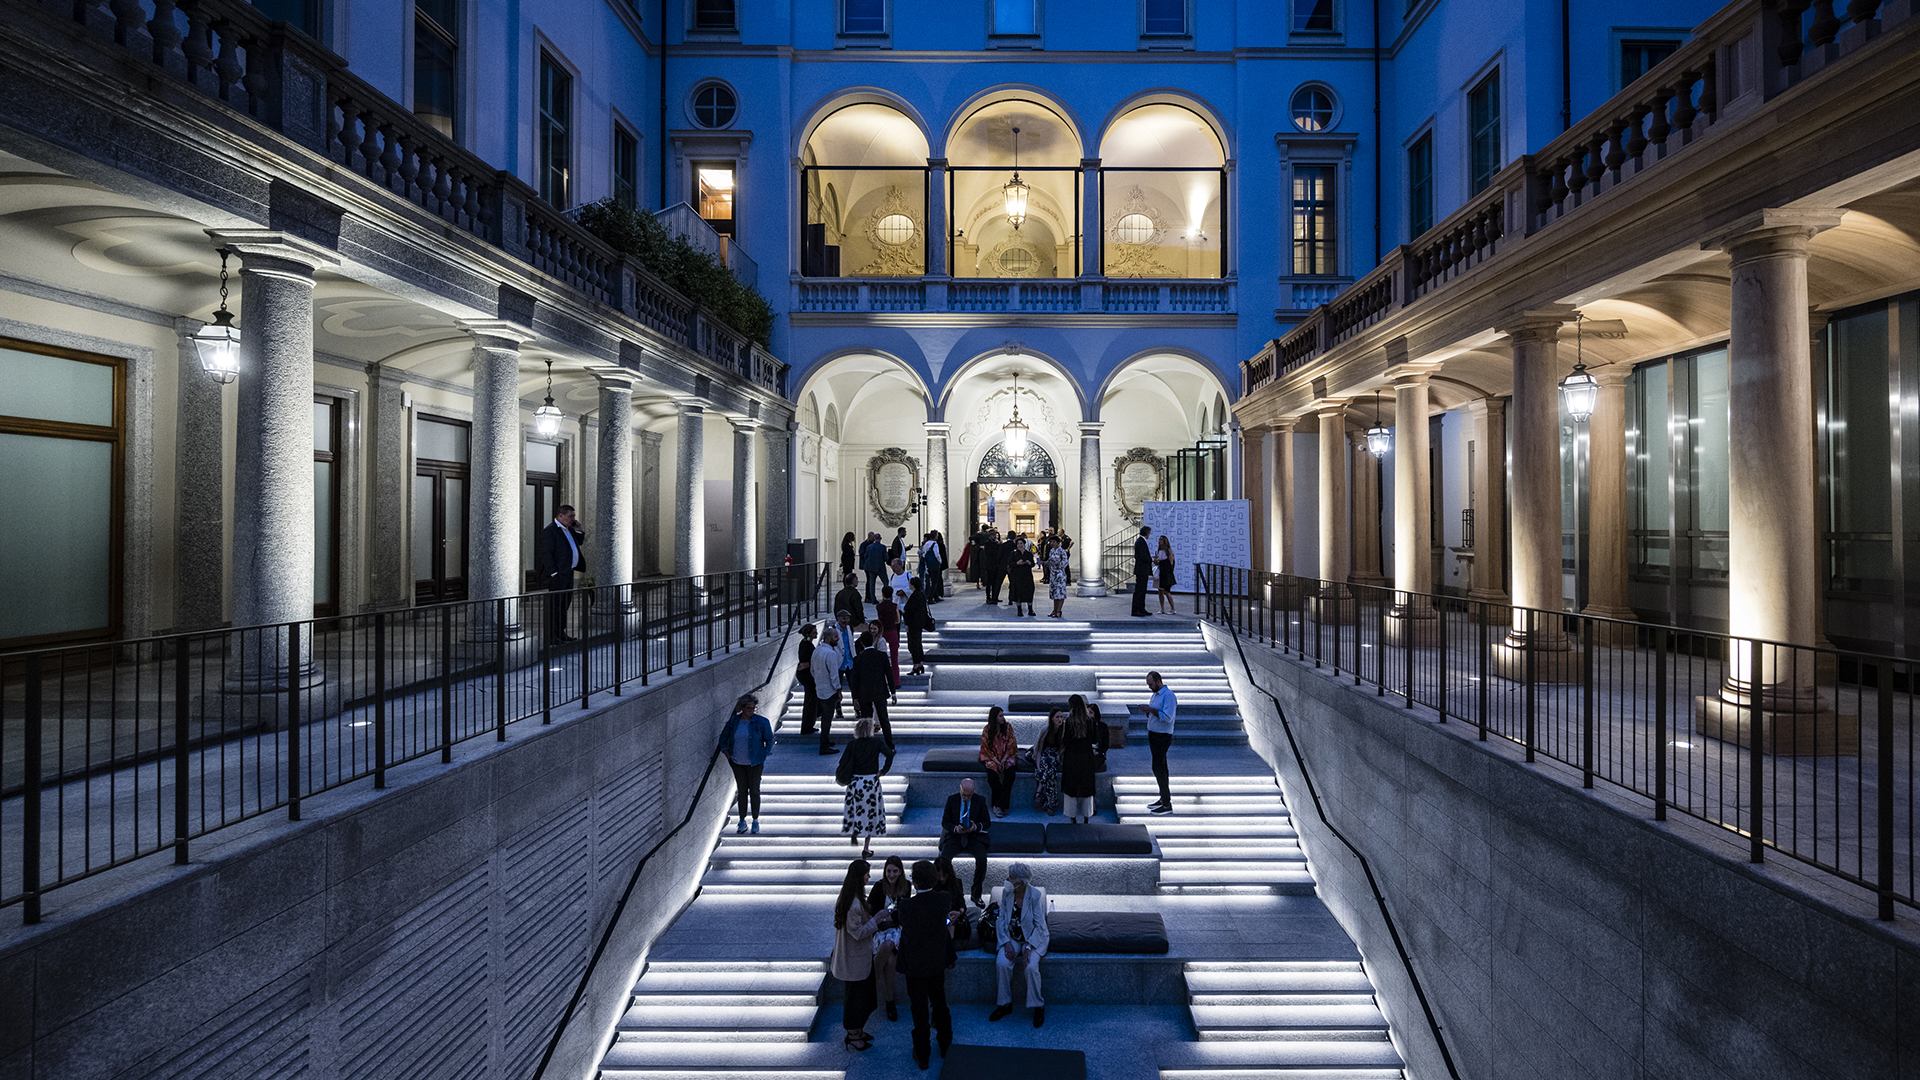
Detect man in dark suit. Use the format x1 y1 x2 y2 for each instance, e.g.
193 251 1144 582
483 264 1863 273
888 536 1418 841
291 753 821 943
860 531 889 602
538 505 587 640
848 631 895 749
1131 524 1153 617
895 860 960 1070
940 777 993 906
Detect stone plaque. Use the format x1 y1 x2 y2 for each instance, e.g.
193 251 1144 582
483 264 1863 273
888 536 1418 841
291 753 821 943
866 447 920 527
1113 448 1164 524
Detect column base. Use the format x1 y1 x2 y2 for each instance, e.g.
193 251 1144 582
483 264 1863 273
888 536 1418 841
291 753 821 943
1489 637 1584 684
202 677 342 731
1578 604 1642 648
1309 588 1355 626
1695 691 1858 757
465 597 527 643
1351 572 1390 588
1077 576 1108 597
1383 609 1441 647
1465 589 1512 625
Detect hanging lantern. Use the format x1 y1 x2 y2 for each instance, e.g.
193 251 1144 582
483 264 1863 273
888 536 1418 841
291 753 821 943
193 248 242 384
1365 387 1391 459
1559 313 1599 423
1002 126 1029 231
1002 371 1029 466
534 358 563 437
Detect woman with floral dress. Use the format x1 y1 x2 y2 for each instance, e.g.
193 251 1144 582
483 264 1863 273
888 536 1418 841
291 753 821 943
839 719 896 858
1031 710 1066 816
1046 538 1072 618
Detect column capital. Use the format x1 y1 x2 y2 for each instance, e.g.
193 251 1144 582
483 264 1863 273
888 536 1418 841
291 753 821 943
460 320 537 346
1497 306 1580 345
1270 418 1297 434
728 415 760 433
1391 369 1433 388
1706 208 1844 264
924 421 953 438
675 398 709 415
1592 364 1632 387
638 428 664 448
1314 399 1350 418
1465 395 1506 419
204 229 340 275
591 366 639 391
1077 421 1106 435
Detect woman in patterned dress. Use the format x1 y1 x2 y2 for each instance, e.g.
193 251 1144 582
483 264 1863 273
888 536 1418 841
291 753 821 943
1032 710 1066 816
840 719 896 858
866 854 912 1022
1046 538 1072 618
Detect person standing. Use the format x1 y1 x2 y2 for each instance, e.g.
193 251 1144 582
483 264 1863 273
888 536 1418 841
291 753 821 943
832 859 886 1052
1007 537 1036 617
920 531 945 602
895 860 960 1070
834 573 867 629
812 625 846 754
795 623 820 738
840 532 858 577
1046 537 1072 618
978 707 1019 818
890 526 908 566
986 862 1049 1028
904 578 933 676
862 531 889 602
849 632 895 751
867 854 912 1022
1143 671 1178 813
538 504 587 641
717 693 773 835
876 589 903 697
939 777 992 907
838 718 896 858
981 528 1007 605
1060 696 1100 824
1031 709 1064 816
888 558 913 605
1155 534 1177 613
1131 525 1153 617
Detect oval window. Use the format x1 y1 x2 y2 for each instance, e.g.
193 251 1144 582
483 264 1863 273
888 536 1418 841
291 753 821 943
1115 212 1155 244
875 213 915 245
1291 87 1335 132
694 83 737 128
998 248 1034 274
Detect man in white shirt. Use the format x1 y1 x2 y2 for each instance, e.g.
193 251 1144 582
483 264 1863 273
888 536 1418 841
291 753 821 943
811 625 845 755
1144 671 1178 813
888 557 913 602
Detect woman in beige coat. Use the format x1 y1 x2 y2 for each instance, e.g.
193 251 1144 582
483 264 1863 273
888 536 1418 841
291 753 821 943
831 859 888 1051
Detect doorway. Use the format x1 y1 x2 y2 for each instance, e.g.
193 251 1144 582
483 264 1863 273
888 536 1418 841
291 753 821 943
523 438 561 591
413 416 470 602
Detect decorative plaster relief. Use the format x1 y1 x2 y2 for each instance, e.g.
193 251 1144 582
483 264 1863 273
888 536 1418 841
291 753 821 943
1112 446 1165 524
866 447 920 527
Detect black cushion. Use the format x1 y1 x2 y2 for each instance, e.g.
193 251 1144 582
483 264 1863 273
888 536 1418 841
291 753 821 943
1044 823 1154 855
1006 696 1073 714
921 748 1032 773
989 823 1045 853
980 911 1168 954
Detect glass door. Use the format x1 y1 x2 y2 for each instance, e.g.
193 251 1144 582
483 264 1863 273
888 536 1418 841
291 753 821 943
523 439 561 591
413 416 470 603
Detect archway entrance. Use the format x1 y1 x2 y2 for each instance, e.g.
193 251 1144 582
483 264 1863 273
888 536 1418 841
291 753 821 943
970 442 1059 536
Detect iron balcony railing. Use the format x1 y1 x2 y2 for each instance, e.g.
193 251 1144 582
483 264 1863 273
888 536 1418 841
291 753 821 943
0 563 832 923
1194 564 1916 921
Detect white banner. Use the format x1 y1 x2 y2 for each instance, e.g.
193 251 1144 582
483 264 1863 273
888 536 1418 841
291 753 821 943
1140 500 1251 592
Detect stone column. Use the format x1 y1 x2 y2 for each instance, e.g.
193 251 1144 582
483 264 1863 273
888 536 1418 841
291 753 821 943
764 420 795 563
171 319 226 630
1388 372 1439 644
594 370 636 596
363 363 411 610
1226 419 1243 500
1581 366 1636 643
1241 424 1267 571
1315 404 1352 621
1274 421 1296 576
926 159 950 278
731 417 759 571
639 429 664 575
1699 210 1846 751
924 421 950 549
212 232 336 688
1465 397 1511 620
1079 158 1102 279
1349 431 1387 588
675 400 706 579
464 322 534 638
1492 309 1579 681
1077 422 1107 595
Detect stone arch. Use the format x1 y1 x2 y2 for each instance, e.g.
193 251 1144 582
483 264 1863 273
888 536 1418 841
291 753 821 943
794 89 935 161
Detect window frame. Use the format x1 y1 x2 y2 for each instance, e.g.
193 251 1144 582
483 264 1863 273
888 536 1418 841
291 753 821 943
537 47 575 210
1466 67 1502 197
689 81 739 130
1611 28 1689 93
694 159 738 238
1406 127 1434 239
1290 0 1337 36
986 0 1043 47
690 0 738 33
613 118 640 210
840 0 890 39
313 393 342 617
1288 84 1340 133
1289 162 1338 277
1140 0 1191 42
410 0 461 140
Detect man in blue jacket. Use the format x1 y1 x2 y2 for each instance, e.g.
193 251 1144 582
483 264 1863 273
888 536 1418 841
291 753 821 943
860 531 890 602
717 693 774 834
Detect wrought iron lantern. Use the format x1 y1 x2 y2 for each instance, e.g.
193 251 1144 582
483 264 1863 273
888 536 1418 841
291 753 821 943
1002 126 1030 231
534 358 564 437
1002 371 1030 468
193 248 242 384
1365 387 1392 459
1559 313 1599 423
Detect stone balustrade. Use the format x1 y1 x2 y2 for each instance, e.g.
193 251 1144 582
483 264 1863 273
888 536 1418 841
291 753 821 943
793 277 1233 316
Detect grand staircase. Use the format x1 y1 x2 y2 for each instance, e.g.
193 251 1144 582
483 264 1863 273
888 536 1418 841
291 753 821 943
598 616 1404 1080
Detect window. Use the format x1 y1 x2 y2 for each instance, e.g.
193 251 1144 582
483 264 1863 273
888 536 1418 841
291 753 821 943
254 0 322 37
1115 213 1155 244
1143 0 1186 35
1468 70 1501 195
1408 131 1433 237
413 0 457 138
693 0 736 31
843 0 886 33
1290 87 1335 132
538 53 571 208
992 0 1038 36
1291 164 1336 275
697 162 735 236
613 125 638 209
414 416 470 603
314 396 340 616
1621 39 1679 87
692 83 737 128
1293 0 1333 31
875 213 915 245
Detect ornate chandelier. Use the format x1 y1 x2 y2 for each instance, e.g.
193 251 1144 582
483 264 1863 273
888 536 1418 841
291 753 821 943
1002 371 1029 468
1002 126 1029 231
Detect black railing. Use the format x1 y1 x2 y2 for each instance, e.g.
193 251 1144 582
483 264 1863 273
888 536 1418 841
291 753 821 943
0 562 831 922
1194 565 1916 920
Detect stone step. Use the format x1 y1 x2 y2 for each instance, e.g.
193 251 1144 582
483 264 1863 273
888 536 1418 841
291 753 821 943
634 971 827 995
1159 866 1317 887
617 1005 821 1031
1188 1005 1387 1030
1191 993 1379 1010
1158 1037 1404 1071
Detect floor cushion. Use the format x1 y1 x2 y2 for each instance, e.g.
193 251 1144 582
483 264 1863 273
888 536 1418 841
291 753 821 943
1044 822 1154 854
979 910 1169 954
988 822 1045 853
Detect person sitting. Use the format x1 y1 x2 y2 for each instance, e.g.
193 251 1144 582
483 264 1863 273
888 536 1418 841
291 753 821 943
939 777 993 907
987 862 1049 1028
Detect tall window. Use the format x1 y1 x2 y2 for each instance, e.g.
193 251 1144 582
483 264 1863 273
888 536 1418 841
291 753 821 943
1621 39 1679 87
1468 70 1501 195
1408 132 1434 238
694 0 736 30
413 0 458 138
992 0 1038 35
1143 0 1186 34
539 53 571 209
843 0 886 33
1826 306 1894 594
614 125 639 209
697 162 735 237
1292 0 1333 30
1291 165 1336 275
314 396 340 616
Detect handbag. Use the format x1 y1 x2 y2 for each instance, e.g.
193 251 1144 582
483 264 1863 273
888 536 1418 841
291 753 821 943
976 901 1001 952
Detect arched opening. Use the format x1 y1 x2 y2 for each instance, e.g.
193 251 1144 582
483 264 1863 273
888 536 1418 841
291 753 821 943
792 352 932 559
801 102 932 277
949 98 1083 279
1098 352 1236 512
1098 103 1226 278
969 440 1061 537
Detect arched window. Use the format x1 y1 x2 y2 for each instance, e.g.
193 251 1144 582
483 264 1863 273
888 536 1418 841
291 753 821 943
949 98 1082 279
1098 103 1226 279
801 102 931 277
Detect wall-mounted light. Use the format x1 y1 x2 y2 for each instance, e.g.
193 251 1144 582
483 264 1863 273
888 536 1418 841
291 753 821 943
193 247 242 384
534 359 563 437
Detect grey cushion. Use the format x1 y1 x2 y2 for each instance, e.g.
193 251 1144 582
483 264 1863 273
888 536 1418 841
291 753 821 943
989 823 1045 853
1044 823 1154 855
921 747 1032 773
981 911 1168 954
